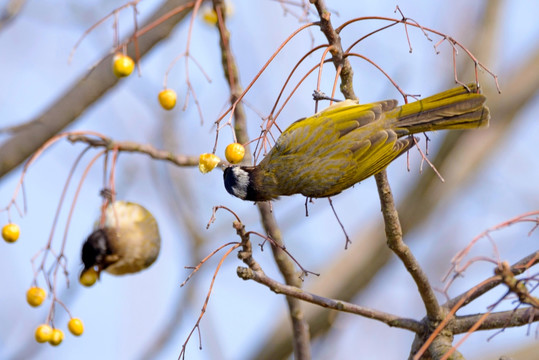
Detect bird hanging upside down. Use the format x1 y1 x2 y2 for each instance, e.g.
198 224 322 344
224 83 490 201
79 201 161 284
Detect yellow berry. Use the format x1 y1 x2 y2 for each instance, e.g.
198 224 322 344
79 268 98 287
2 223 20 243
201 8 218 25
201 2 234 25
48 328 64 346
26 287 47 307
198 153 221 173
112 53 135 78
68 318 84 336
224 143 245 164
158 89 177 110
35 324 53 343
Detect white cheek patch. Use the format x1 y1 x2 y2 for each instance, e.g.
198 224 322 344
231 167 249 200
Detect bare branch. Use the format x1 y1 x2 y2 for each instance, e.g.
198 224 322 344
236 264 424 333
67 134 202 167
257 202 312 360
444 251 539 310
375 171 443 320
0 0 194 178
450 307 539 333
213 0 312 358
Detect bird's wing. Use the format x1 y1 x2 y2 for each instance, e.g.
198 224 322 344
259 100 410 198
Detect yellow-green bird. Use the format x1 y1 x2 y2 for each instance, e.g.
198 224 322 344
223 83 490 201
80 201 160 281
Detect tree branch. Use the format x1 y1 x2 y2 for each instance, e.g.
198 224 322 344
237 263 425 332
375 171 443 321
212 0 312 358
257 202 312 360
318 0 444 329
67 134 201 167
450 307 539 333
250 2 539 358
444 251 539 310
0 0 194 177
310 0 356 100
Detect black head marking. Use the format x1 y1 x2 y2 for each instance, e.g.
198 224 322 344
81 229 110 271
223 166 250 200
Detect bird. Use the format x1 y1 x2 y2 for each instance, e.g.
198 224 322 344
79 201 161 282
223 83 490 202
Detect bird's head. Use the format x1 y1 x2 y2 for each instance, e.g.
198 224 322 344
223 166 252 200
81 228 111 274
223 165 279 202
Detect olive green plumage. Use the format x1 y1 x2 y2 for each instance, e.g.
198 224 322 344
223 83 490 201
80 201 161 278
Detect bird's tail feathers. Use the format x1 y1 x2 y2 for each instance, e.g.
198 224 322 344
391 83 490 135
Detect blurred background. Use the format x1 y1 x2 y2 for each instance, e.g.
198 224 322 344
0 0 538 359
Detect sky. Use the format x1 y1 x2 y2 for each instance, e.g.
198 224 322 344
0 1 538 359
